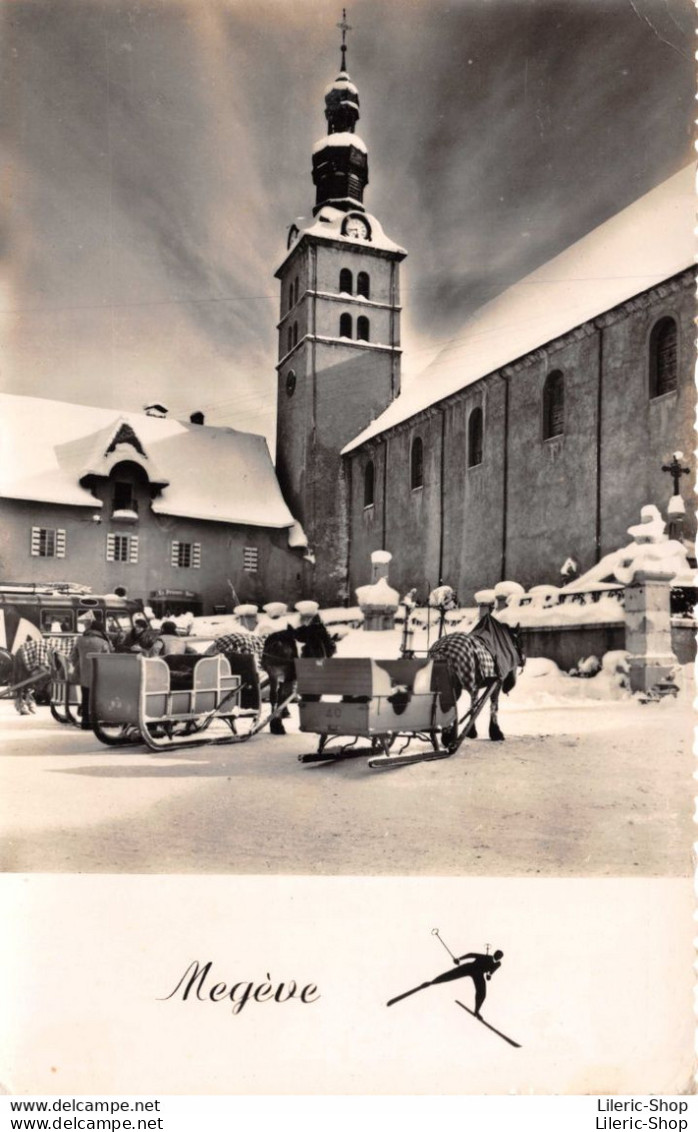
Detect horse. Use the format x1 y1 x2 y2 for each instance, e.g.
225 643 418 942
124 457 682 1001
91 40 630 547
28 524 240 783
10 638 53 713
262 615 336 734
428 614 524 742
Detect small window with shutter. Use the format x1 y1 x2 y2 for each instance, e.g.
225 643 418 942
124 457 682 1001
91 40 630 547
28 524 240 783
171 541 201 568
107 533 138 563
243 546 258 573
30 527 66 558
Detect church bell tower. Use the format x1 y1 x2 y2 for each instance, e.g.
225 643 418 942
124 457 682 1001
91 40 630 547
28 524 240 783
274 12 406 603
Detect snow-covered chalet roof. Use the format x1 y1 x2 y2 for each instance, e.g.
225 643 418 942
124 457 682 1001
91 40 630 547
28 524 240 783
0 393 296 529
343 163 696 454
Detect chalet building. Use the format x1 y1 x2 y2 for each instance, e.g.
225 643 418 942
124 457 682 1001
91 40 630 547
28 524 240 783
0 397 307 614
275 33 696 604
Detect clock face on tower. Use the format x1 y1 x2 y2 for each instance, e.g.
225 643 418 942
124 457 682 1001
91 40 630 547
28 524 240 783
343 215 370 241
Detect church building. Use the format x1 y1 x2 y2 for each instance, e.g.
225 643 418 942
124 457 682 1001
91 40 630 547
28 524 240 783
276 31 696 605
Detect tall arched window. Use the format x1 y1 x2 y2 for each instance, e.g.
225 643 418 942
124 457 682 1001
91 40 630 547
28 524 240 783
293 321 299 347
287 326 293 353
649 316 678 398
410 436 424 490
339 312 353 338
363 460 375 507
339 268 353 294
293 277 299 306
543 371 564 439
357 272 370 299
357 315 370 341
467 406 483 467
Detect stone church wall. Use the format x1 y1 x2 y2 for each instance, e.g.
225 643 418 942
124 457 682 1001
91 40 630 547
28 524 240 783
346 271 696 605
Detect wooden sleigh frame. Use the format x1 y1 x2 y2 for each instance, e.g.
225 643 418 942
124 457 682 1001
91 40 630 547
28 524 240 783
88 651 292 752
295 656 500 769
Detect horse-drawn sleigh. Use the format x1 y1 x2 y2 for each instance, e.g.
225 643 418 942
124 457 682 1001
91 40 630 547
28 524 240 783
295 614 524 769
81 616 338 752
12 603 523 768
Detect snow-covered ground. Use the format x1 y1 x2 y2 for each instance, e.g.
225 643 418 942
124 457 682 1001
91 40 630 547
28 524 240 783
0 620 693 876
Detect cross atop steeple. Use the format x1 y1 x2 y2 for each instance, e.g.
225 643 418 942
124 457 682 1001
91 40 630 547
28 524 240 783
337 8 352 70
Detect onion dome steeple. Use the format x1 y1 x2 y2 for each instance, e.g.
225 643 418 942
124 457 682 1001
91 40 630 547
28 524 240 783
311 10 369 215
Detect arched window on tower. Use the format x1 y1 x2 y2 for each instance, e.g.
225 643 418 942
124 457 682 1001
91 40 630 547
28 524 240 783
339 268 353 294
467 407 483 467
357 272 370 299
293 321 299 347
357 315 370 341
363 460 375 508
649 316 678 398
293 277 299 306
339 313 353 338
287 326 293 354
410 436 424 490
543 371 564 439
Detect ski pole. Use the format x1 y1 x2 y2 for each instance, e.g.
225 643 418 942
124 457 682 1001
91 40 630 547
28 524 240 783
431 927 458 962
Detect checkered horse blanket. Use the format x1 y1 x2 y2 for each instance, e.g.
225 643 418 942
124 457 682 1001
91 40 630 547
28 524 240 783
428 632 497 696
17 635 76 672
205 632 264 670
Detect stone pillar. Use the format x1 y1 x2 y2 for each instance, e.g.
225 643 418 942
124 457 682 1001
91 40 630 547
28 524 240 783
624 570 678 693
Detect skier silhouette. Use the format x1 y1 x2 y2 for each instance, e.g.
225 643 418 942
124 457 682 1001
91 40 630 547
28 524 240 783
387 949 503 1016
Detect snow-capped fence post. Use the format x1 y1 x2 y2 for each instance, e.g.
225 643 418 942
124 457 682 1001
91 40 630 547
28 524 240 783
493 580 525 613
295 600 320 626
234 604 259 631
356 551 399 630
474 589 496 620
370 549 392 584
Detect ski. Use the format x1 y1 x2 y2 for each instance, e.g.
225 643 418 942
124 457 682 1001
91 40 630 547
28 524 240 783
455 999 521 1047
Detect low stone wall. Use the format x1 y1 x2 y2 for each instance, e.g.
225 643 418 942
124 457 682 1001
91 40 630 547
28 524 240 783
521 623 625 671
521 620 695 671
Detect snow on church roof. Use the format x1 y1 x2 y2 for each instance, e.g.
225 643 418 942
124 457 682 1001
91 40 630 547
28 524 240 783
343 164 696 454
0 394 296 529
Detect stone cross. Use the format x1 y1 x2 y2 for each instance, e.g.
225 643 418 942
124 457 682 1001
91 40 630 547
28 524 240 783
661 452 690 496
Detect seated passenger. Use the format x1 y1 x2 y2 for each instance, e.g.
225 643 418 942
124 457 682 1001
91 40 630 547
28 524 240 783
148 620 187 657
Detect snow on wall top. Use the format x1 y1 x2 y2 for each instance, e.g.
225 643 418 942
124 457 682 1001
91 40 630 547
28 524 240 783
343 164 696 454
0 393 296 529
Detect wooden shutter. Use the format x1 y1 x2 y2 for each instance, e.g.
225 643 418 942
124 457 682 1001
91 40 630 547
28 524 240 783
171 540 180 567
55 529 66 558
30 527 41 557
192 543 201 568
106 534 116 562
129 535 139 564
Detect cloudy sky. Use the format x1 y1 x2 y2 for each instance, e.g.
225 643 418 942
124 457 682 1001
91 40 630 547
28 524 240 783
1 0 693 447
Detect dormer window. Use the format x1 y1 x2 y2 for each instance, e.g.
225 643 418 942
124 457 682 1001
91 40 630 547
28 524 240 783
113 481 134 512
